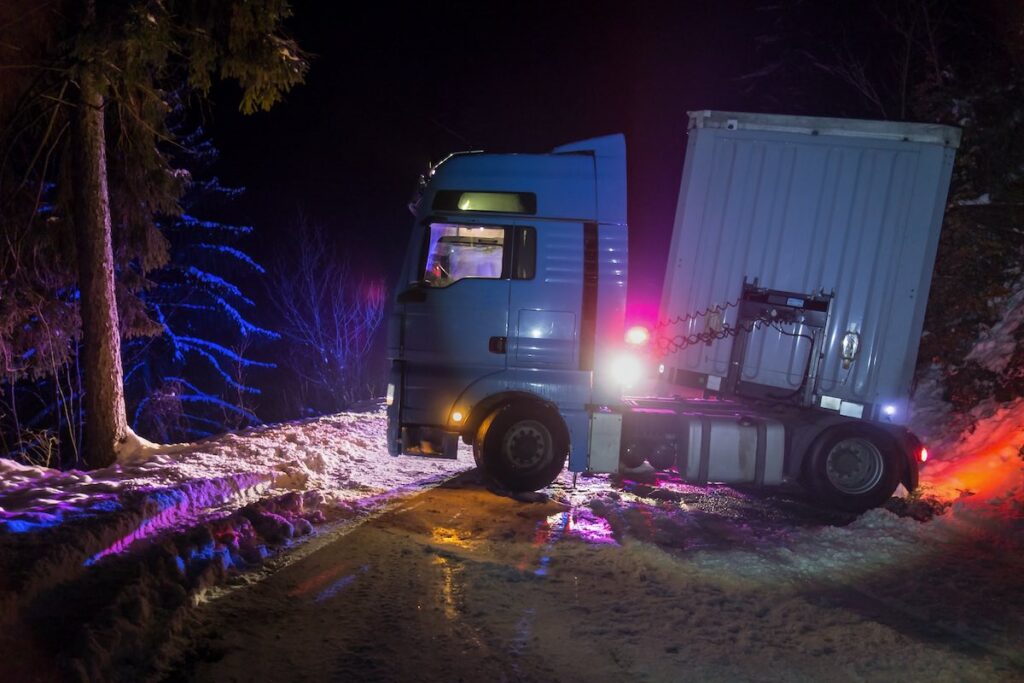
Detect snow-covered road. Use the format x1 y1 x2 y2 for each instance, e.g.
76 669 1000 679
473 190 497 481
172 468 1024 683
2 402 1022 682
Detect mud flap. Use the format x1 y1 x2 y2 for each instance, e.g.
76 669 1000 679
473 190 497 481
401 426 459 460
563 409 590 472
386 363 403 456
588 411 623 473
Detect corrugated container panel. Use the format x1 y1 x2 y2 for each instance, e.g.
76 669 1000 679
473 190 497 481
661 112 958 422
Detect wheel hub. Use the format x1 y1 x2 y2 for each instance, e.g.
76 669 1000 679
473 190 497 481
825 437 884 495
502 420 551 470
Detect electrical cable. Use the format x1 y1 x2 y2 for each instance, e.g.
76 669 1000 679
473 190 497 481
655 298 820 404
653 299 739 331
757 321 816 401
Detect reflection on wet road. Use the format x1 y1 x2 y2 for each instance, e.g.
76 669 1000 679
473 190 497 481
174 470 1024 682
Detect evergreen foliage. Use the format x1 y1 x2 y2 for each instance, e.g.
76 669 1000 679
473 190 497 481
0 1 306 464
124 130 277 443
1 128 277 463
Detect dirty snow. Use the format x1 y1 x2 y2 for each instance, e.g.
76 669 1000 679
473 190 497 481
178 465 1024 683
3 287 1023 680
0 407 469 680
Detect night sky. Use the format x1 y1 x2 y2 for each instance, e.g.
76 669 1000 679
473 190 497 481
206 2 767 315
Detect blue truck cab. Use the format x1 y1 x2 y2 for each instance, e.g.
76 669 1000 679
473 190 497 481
388 113 958 511
386 135 630 491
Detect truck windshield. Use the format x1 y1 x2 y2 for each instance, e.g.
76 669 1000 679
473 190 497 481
422 223 505 287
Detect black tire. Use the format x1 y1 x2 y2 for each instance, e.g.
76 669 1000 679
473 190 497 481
647 442 676 471
805 424 903 512
477 403 568 492
472 442 484 470
619 441 648 469
472 415 490 470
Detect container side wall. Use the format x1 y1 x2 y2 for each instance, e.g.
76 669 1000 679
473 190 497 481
660 126 955 422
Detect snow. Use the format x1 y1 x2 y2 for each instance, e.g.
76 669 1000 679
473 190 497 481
955 192 992 206
964 281 1024 374
1 407 466 533
911 276 1024 524
0 407 469 679
2 392 1021 679
2 283 1022 679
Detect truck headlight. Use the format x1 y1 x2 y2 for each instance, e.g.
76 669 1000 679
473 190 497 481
624 325 651 346
608 352 645 388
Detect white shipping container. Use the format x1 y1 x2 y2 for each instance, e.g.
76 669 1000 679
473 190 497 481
660 111 960 424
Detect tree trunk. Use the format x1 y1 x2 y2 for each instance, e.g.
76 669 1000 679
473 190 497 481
72 65 128 468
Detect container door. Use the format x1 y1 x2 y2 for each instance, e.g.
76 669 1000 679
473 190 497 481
398 221 511 427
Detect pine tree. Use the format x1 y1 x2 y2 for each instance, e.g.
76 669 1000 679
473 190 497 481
0 1 307 467
125 129 278 441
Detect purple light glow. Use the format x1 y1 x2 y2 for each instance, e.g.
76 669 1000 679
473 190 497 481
83 473 269 565
1 495 122 534
315 564 370 603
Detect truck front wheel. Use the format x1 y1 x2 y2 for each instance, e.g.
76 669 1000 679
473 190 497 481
805 424 902 512
475 403 568 492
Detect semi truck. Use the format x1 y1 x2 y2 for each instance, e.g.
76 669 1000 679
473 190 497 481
386 110 960 511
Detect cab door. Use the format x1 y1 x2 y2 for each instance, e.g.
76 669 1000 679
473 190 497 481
506 219 583 372
397 221 512 429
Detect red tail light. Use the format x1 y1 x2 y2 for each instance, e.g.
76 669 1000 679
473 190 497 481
919 447 929 463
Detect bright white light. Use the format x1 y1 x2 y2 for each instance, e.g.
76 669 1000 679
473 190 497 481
624 325 650 346
658 363 665 374
451 410 464 423
608 352 645 388
883 404 897 416
386 383 395 406
530 327 544 338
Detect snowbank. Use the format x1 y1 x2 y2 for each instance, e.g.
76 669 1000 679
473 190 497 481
0 407 469 680
1 408 465 527
910 275 1024 527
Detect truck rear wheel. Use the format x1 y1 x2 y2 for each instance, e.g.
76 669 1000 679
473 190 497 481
805 424 902 512
476 403 568 492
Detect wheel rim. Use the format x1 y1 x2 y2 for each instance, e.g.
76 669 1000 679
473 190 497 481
825 437 884 495
501 419 552 471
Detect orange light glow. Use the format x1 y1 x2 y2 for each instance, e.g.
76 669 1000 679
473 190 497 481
430 526 476 549
451 410 464 423
919 400 1024 512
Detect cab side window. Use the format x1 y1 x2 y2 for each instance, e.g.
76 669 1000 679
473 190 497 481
421 223 535 287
